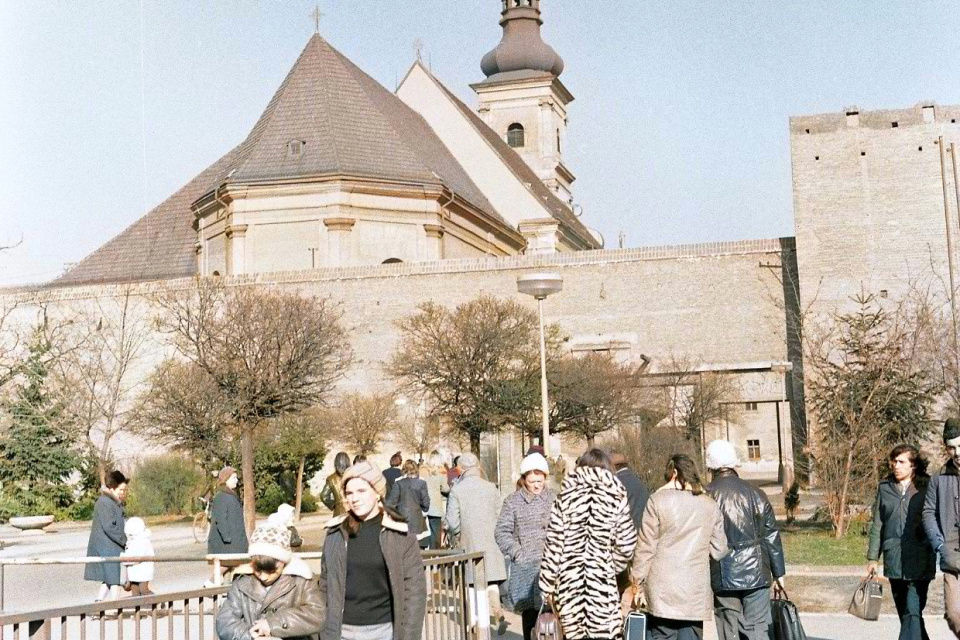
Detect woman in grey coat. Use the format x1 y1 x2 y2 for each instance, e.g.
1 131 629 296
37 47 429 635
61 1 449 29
208 466 248 556
84 470 129 602
495 453 555 640
445 453 508 634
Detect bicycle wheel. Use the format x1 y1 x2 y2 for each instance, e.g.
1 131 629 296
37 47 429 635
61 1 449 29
193 511 210 543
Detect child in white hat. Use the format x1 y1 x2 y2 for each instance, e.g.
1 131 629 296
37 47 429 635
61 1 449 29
120 517 154 596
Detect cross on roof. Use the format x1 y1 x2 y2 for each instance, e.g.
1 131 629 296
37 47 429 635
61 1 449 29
310 4 324 34
413 38 424 62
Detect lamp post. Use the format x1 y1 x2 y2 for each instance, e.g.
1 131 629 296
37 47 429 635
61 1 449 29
517 272 563 457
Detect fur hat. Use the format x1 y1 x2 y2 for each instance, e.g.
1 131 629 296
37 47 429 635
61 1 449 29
217 466 237 484
520 452 550 476
249 522 292 563
706 440 739 470
945 419 960 442
341 460 387 498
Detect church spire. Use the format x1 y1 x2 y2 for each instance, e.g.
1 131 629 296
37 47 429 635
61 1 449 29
480 0 564 79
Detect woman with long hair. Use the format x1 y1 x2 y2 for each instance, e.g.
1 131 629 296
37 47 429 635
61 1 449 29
496 452 556 640
318 460 426 640
538 448 637 640
422 451 450 549
867 444 935 640
386 459 431 549
631 454 728 640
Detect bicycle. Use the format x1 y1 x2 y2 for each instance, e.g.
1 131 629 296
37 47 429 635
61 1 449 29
192 495 211 543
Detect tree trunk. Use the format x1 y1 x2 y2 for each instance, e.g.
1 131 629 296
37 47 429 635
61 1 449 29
586 433 595 448
835 445 855 539
295 456 305 521
470 432 481 455
241 426 256 535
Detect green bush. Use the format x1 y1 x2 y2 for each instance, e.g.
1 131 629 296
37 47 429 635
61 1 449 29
256 483 289 515
127 455 204 517
301 489 317 514
62 493 97 521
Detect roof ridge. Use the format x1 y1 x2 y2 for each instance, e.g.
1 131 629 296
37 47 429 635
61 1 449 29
412 65 599 249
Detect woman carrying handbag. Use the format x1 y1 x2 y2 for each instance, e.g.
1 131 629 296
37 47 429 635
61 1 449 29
864 444 935 640
538 449 637 640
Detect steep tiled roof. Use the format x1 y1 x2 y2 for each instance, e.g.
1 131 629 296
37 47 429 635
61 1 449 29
429 78 600 249
53 146 242 287
207 35 499 222
55 35 505 287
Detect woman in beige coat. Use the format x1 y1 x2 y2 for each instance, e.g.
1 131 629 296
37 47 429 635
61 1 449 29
631 454 728 640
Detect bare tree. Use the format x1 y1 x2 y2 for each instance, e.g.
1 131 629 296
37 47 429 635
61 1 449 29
393 414 443 461
388 295 544 454
152 280 351 531
329 392 399 457
646 356 741 460
50 287 152 482
548 352 647 447
134 359 235 473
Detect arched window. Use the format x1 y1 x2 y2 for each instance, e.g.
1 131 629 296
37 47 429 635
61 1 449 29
507 123 525 148
382 258 403 264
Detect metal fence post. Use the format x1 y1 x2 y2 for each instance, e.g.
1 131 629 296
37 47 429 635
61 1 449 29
472 556 490 640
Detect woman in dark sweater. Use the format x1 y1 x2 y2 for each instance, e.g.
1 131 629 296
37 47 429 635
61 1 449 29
318 460 427 640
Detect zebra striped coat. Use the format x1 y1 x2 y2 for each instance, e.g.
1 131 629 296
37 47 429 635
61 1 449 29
538 466 638 640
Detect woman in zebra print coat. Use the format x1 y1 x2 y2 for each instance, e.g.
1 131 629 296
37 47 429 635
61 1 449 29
538 449 638 640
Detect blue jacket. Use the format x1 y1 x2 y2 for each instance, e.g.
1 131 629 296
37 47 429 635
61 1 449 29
922 460 960 572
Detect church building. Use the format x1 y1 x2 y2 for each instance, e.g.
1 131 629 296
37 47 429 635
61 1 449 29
55 0 599 288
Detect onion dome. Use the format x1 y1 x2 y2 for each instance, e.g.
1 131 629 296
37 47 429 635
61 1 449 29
480 0 564 78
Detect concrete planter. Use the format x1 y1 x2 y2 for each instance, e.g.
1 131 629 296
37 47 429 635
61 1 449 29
9 515 55 531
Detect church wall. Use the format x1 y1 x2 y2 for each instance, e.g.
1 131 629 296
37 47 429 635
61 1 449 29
4 238 797 478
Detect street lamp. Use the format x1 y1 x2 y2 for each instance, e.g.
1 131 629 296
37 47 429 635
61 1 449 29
517 272 563 457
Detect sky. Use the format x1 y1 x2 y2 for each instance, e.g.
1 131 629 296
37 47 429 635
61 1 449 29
3 1 960 285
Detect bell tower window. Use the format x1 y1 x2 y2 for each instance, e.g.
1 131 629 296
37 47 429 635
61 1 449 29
507 123 525 148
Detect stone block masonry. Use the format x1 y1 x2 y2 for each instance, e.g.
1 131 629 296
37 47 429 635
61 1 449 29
2 239 799 467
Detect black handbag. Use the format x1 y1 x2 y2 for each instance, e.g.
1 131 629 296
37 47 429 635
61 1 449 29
770 584 807 640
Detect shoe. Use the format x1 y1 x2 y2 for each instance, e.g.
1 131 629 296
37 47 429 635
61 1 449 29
496 614 508 636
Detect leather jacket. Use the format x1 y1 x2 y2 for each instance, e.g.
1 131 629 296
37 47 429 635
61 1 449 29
216 556 325 640
707 469 785 591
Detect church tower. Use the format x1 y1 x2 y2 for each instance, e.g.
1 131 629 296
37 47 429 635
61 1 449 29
472 0 575 206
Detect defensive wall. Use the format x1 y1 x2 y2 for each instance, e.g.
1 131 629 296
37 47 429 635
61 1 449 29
1 238 803 481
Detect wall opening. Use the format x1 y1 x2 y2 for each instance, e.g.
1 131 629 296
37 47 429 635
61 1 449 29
382 258 403 264
507 123 525 148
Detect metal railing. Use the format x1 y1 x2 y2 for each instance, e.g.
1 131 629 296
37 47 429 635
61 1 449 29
0 550 488 640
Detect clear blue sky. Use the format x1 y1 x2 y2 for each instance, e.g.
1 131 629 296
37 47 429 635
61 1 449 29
3 1 960 285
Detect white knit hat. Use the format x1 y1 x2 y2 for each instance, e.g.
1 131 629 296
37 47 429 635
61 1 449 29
706 440 740 470
519 452 550 476
249 523 292 563
267 503 295 527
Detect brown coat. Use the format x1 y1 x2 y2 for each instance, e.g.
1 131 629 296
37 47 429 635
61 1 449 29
630 485 728 622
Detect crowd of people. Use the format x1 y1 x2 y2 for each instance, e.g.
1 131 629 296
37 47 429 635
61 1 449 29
79 419 960 640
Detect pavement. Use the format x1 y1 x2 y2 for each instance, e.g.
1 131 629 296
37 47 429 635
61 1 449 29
0 512 333 613
3 513 959 638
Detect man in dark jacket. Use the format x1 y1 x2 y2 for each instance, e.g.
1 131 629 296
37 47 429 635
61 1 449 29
610 451 649 532
705 440 785 640
922 418 960 637
383 452 404 495
386 460 431 548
